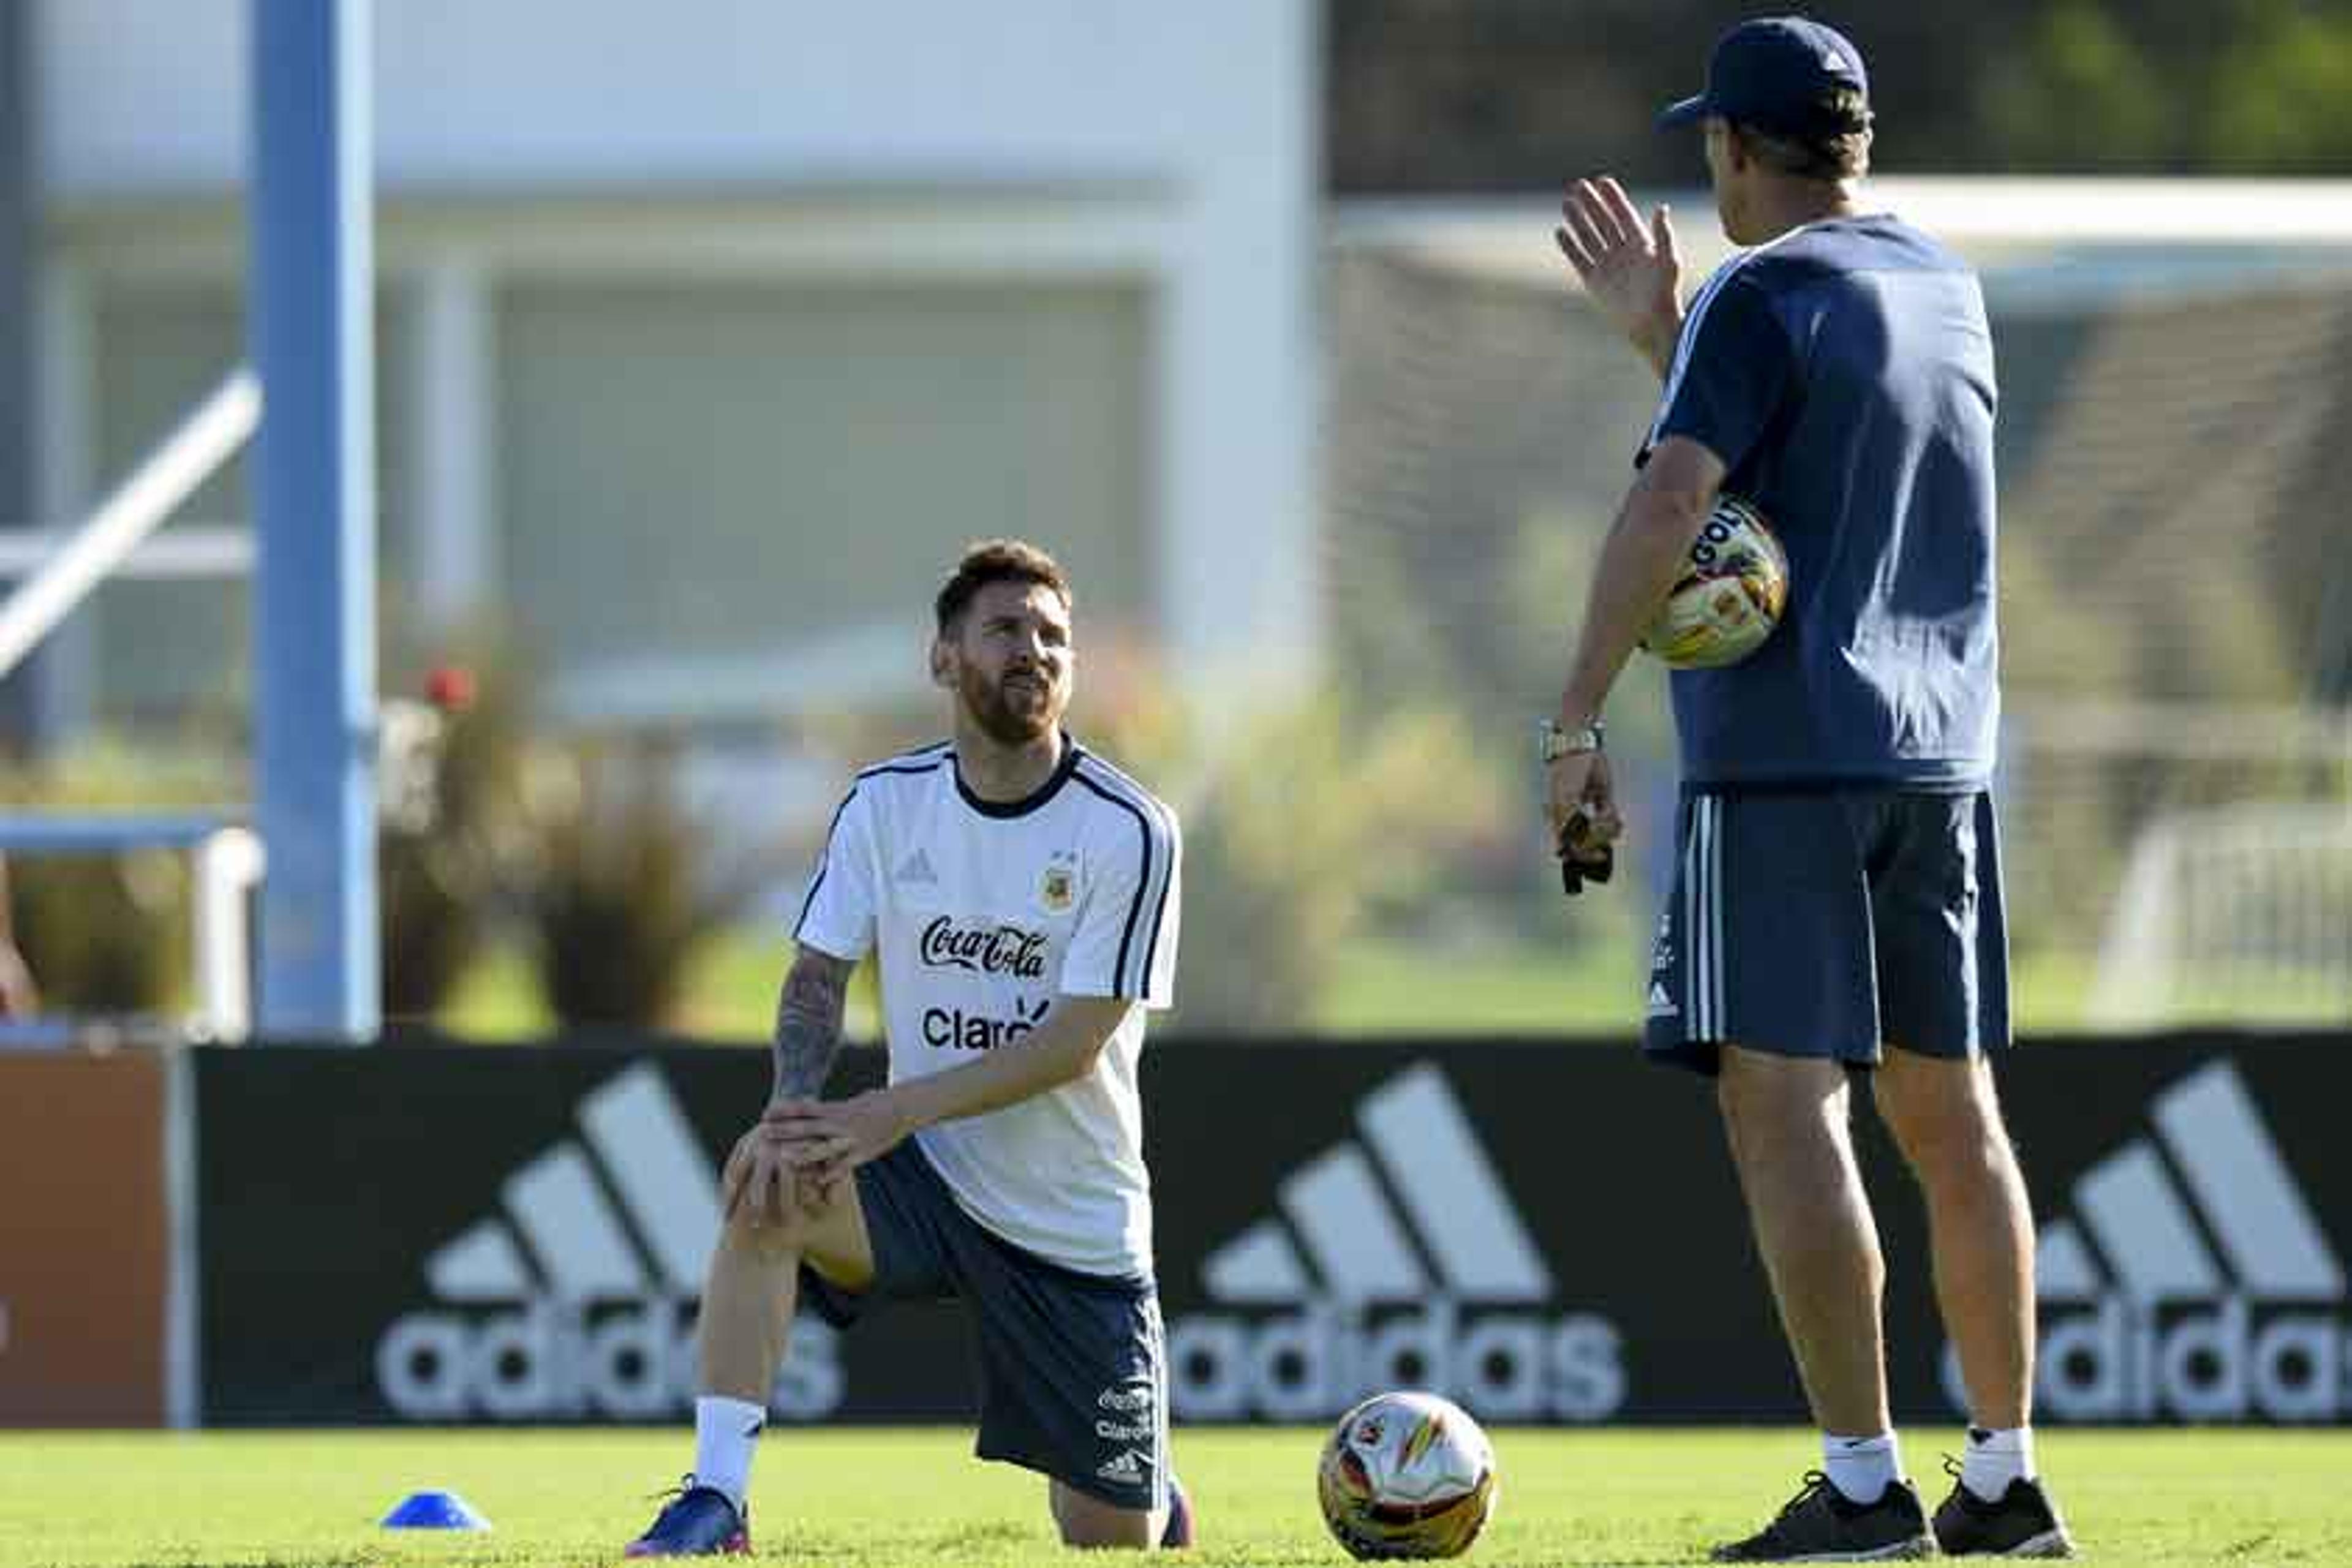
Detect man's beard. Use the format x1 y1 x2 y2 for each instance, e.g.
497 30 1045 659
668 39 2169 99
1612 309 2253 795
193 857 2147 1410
962 667 1061 747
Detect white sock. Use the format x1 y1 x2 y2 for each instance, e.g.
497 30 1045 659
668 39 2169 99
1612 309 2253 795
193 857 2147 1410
693 1395 767 1510
1823 1431 1901 1504
1960 1425 2035 1502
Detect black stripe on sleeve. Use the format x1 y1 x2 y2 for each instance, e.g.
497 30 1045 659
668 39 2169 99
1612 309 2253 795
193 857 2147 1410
1071 763 1176 999
792 786 861 939
1120 780 1177 1000
1135 792 1176 997
1070 773 1153 996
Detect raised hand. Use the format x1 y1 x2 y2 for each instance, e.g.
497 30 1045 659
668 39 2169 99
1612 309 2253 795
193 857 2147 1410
1555 176 1684 377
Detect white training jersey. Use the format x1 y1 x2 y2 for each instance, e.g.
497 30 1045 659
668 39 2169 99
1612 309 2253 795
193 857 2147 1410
792 737 1181 1278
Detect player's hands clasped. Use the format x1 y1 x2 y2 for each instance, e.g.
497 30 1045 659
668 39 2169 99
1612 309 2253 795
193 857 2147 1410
1555 176 1683 360
760 1090 913 1191
722 1107 834 1228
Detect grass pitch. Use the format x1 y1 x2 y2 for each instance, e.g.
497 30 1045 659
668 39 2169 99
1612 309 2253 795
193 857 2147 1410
4 1426 2349 1566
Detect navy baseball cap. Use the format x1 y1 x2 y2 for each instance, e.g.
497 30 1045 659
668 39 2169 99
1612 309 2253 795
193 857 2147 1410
1658 17 1871 135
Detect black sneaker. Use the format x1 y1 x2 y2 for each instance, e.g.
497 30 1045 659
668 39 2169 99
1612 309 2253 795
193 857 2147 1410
1932 1460 2075 1558
1711 1472 1936 1562
625 1480 749 1558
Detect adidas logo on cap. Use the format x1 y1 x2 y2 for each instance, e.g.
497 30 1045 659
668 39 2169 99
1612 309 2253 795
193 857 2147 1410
1167 1063 1625 1423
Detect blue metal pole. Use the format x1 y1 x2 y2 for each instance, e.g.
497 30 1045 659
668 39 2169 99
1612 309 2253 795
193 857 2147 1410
249 0 378 1041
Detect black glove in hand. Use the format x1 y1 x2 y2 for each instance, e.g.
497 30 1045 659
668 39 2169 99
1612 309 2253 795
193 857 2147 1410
1556 811 1615 897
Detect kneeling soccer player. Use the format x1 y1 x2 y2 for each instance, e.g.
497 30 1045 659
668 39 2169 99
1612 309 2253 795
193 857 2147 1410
627 540 1189 1555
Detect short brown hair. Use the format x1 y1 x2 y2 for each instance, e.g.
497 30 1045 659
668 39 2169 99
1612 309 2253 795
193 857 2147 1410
1732 86 1873 181
934 538 1073 633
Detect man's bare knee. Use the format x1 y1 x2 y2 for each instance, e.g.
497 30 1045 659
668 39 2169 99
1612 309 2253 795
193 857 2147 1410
1875 1054 2011 1177
722 1204 806 1263
1719 1049 1850 1147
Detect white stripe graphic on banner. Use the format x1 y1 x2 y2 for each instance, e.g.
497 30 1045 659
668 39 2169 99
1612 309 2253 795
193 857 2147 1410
581 1065 721 1294
504 1144 649 1298
1201 1221 1311 1302
1360 1065 1551 1299
1281 1145 1427 1301
2035 1220 2105 1302
426 1221 532 1300
2077 1144 2223 1303
2154 1063 2343 1298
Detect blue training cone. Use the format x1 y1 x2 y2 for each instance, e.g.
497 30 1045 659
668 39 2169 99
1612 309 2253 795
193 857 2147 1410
382 1489 491 1530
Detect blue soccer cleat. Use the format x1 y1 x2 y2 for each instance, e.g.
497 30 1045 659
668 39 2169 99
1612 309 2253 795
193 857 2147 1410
625 1480 748 1558
1161 1476 1194 1549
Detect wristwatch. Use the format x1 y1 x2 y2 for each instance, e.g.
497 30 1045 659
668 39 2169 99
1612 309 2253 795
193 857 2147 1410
1538 718 1605 763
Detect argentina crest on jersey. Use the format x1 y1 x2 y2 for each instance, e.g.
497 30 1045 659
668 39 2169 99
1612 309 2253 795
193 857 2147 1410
1037 848 1080 916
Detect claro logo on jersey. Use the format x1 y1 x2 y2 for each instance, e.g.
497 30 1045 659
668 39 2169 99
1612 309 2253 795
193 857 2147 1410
1167 1065 1626 1423
1942 1061 2350 1422
919 916 1049 979
375 1065 840 1422
924 995 1050 1051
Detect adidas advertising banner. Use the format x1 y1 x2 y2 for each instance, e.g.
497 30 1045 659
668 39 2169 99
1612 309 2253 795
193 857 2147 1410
1150 1037 2352 1427
195 1045 918 1426
195 1035 2352 1426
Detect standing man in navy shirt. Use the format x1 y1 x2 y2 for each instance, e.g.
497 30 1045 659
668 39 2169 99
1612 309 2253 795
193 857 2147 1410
1545 18 2073 1562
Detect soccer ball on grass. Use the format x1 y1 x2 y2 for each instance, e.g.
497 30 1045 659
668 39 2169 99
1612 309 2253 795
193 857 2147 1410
1316 1390 1498 1559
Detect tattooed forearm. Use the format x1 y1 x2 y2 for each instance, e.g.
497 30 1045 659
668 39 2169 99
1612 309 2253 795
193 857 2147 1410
772 951 851 1101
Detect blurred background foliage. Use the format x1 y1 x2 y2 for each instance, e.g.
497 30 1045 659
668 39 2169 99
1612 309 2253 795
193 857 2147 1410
377 645 532 1024
1094 693 1509 1035
1327 0 2352 190
511 736 772 1033
0 744 230 1016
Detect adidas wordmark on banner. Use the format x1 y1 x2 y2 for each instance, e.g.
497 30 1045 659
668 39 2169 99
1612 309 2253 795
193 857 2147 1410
377 1064 841 1421
1167 1063 1625 1422
1946 1060 2350 1420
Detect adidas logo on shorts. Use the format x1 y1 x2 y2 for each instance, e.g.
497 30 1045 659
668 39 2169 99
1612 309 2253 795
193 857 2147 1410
1095 1448 1150 1485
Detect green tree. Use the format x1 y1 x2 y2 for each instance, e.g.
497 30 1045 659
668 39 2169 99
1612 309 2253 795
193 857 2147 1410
2209 1 2352 170
1980 1 2173 169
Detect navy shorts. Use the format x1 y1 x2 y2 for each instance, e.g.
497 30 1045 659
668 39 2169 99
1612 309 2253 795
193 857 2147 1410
799 1138 1170 1511
1642 787 2011 1076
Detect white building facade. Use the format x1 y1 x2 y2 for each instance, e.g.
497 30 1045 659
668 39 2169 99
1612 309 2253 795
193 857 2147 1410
36 0 1320 726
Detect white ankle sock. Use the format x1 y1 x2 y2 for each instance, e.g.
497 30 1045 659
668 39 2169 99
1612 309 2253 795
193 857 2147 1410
693 1395 767 1510
1822 1431 1901 1504
1960 1425 2034 1502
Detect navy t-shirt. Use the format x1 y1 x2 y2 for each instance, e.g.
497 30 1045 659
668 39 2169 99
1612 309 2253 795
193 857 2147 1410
1645 214 1999 788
